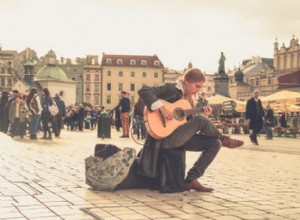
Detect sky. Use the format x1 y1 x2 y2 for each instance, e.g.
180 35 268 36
1 0 300 74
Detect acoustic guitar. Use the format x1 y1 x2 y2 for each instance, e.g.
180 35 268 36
144 99 214 139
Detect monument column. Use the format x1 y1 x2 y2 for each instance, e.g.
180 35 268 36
214 52 230 97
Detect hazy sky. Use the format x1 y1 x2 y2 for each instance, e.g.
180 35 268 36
1 0 300 73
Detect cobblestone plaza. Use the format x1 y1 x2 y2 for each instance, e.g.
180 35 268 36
0 129 299 220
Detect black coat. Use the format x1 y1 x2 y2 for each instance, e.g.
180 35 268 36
246 97 265 132
265 108 274 127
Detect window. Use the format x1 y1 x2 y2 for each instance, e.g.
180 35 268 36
1 77 4 86
118 83 123 91
118 71 123 77
106 58 112 64
154 60 160 66
106 95 111 104
142 72 147 77
131 71 135 77
117 59 123 65
94 95 99 105
141 60 147 66
95 74 99 81
154 72 158 78
107 83 111 91
130 59 136 65
85 95 90 102
107 70 111 76
95 83 99 92
256 78 259 86
8 78 12 86
86 84 91 92
130 83 135 91
86 74 90 81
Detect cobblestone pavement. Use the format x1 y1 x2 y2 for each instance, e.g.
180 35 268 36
0 128 299 220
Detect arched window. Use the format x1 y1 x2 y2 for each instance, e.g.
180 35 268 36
106 58 112 64
117 59 123 65
130 59 136 65
154 60 160 66
141 60 147 66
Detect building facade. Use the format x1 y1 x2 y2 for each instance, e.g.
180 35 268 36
274 36 300 73
0 47 19 92
101 54 164 110
83 55 101 108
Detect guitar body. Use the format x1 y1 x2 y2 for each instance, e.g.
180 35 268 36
144 99 192 139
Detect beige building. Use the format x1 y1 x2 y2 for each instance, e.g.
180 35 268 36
101 54 164 110
83 55 101 108
274 36 300 73
0 47 19 92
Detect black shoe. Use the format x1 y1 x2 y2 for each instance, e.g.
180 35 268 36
249 135 254 143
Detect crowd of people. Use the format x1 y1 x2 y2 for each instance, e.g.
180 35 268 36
0 88 103 140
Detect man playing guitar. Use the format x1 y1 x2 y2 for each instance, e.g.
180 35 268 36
138 68 243 192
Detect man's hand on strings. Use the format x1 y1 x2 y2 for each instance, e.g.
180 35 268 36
159 106 173 120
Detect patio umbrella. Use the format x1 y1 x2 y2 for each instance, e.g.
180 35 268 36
272 104 300 113
261 90 300 106
207 94 233 105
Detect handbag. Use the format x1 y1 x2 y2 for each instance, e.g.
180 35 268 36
85 147 136 190
48 100 59 116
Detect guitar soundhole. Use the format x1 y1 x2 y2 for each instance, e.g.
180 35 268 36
173 108 185 120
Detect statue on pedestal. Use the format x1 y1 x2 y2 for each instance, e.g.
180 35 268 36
218 52 226 75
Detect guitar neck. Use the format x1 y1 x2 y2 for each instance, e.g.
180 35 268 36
184 105 218 117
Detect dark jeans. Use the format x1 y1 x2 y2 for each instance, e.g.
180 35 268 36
163 115 222 182
53 115 62 136
41 111 52 136
11 118 26 137
265 125 273 139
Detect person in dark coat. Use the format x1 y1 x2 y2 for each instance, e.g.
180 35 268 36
279 112 288 129
40 88 53 140
246 90 265 145
53 93 66 137
196 92 208 109
0 91 9 132
112 91 131 138
77 104 85 131
138 68 244 192
264 104 274 140
4 90 19 134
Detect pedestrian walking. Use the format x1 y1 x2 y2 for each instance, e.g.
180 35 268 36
246 90 265 145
